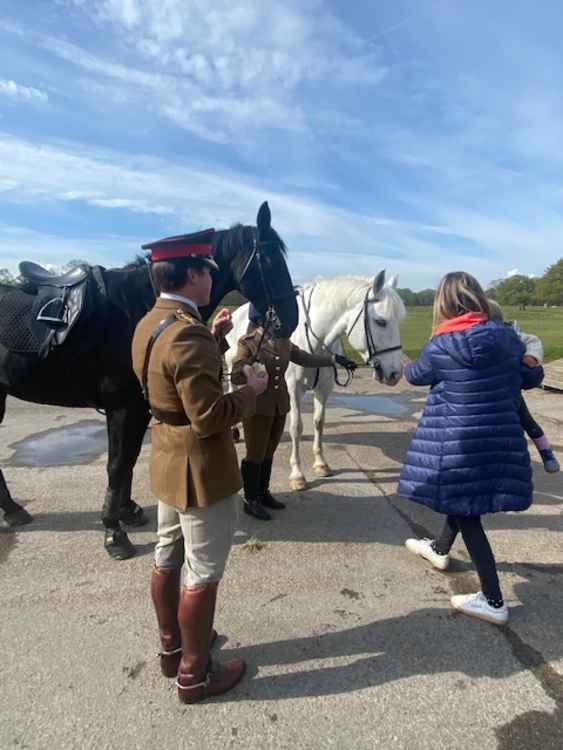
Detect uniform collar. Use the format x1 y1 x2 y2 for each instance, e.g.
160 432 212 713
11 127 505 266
155 295 202 321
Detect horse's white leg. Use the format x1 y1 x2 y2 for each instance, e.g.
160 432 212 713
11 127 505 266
288 378 307 491
312 380 332 477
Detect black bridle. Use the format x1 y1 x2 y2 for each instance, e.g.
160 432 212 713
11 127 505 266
347 289 402 378
238 227 296 362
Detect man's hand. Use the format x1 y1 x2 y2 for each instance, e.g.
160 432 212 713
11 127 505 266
243 364 269 395
211 308 233 338
522 355 540 368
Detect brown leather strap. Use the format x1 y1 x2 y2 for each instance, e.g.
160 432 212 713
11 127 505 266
142 315 177 407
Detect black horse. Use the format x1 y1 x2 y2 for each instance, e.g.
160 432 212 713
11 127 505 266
0 202 298 559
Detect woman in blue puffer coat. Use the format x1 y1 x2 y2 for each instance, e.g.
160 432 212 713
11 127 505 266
398 271 543 625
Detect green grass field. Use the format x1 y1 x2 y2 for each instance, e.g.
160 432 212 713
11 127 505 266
343 306 563 364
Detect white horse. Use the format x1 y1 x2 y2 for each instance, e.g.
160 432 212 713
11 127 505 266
225 271 405 490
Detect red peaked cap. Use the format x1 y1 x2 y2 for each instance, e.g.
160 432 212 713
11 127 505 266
142 228 216 264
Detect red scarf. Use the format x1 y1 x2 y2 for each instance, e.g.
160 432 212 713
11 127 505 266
433 311 488 336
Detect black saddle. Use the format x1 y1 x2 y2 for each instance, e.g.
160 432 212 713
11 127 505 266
16 261 92 347
19 261 90 289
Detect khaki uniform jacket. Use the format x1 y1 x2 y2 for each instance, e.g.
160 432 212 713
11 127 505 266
231 329 333 416
132 298 256 510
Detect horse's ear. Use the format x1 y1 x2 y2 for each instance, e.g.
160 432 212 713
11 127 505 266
386 274 399 289
373 270 386 298
257 201 271 232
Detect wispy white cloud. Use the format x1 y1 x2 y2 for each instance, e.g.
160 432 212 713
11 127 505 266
0 132 519 288
0 79 48 103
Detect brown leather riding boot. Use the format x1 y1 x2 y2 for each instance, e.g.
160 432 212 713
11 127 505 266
150 566 182 677
150 568 219 678
176 584 245 704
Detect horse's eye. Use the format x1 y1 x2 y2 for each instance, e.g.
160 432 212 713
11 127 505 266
375 318 387 328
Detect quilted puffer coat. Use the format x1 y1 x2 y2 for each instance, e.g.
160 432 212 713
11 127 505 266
398 319 544 515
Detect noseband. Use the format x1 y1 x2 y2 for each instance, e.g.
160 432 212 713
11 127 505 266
347 289 402 373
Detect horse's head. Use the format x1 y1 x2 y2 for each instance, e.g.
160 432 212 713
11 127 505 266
207 202 298 338
346 271 405 386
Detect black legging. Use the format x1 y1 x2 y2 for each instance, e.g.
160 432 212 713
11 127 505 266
435 515 502 602
518 395 544 440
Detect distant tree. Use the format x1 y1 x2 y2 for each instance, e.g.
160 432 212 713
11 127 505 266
61 258 90 273
397 288 417 306
486 278 504 300
0 268 17 286
495 275 537 309
535 258 563 306
415 288 435 306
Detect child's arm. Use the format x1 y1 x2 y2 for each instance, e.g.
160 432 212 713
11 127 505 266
513 322 544 364
404 344 438 387
520 361 544 390
520 331 544 364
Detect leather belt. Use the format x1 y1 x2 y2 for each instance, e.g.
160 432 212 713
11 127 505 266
151 409 191 426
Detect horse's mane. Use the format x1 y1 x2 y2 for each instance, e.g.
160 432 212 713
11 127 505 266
218 223 287 259
306 275 406 321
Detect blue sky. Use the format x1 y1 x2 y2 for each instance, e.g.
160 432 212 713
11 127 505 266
1 1 563 289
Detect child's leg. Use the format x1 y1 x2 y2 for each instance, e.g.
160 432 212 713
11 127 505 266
433 515 459 555
518 395 560 472
456 516 503 605
518 395 545 441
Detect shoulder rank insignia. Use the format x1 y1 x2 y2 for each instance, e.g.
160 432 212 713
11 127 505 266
174 308 195 323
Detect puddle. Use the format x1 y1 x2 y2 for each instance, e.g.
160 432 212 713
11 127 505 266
329 394 408 416
5 420 108 467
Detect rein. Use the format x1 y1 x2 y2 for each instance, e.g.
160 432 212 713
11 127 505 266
298 285 352 388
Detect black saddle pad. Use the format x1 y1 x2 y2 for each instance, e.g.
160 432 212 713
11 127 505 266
0 287 44 354
0 279 106 354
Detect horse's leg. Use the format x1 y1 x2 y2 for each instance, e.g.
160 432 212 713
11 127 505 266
312 383 332 478
102 399 151 560
288 379 307 491
0 391 32 526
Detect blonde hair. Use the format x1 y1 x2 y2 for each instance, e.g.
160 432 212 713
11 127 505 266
487 299 504 322
433 272 491 328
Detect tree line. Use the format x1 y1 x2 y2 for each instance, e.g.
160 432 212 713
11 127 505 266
3 257 562 308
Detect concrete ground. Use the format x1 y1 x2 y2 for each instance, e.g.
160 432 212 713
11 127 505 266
0 373 562 750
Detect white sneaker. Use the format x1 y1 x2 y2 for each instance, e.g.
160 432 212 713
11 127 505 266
405 538 450 570
450 591 509 625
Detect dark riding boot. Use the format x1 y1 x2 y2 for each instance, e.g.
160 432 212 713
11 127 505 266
151 566 182 677
241 459 271 521
176 584 245 704
259 458 285 510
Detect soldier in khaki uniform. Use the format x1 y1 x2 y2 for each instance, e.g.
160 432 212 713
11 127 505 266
231 304 356 520
132 231 268 705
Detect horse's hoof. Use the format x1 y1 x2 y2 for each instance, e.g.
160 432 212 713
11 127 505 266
3 507 33 527
313 464 332 478
290 478 307 491
119 501 148 528
104 528 136 560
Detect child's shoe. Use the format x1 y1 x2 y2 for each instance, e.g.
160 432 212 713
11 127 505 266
405 538 450 570
450 591 509 625
539 448 560 473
